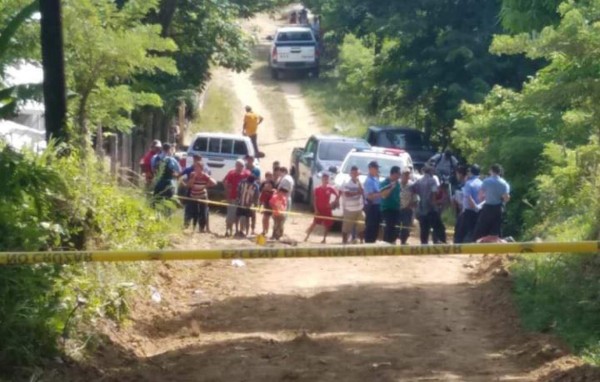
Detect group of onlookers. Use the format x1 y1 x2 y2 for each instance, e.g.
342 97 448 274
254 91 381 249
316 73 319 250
140 139 511 245
337 156 511 246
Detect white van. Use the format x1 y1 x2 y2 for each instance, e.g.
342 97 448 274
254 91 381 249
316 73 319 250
186 133 257 183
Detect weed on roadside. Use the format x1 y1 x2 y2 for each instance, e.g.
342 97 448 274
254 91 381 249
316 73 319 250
511 253 600 365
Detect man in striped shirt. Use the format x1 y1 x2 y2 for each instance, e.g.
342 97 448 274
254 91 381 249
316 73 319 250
185 161 216 233
236 175 260 237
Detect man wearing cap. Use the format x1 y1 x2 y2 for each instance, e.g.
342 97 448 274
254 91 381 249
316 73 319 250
140 139 161 187
242 106 264 156
304 172 339 243
454 165 480 243
473 164 510 240
223 159 251 237
151 143 182 202
340 165 365 244
380 166 402 244
363 161 395 243
411 165 446 244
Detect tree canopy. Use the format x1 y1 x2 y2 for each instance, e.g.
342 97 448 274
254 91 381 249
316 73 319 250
307 0 539 146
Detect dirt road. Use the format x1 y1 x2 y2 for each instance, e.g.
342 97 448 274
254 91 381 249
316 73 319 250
57 13 591 382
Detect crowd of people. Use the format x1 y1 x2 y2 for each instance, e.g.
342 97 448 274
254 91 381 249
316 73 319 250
140 139 511 246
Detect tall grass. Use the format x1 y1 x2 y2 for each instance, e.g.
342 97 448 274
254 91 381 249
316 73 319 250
191 72 241 134
0 143 171 377
300 73 374 137
511 254 600 364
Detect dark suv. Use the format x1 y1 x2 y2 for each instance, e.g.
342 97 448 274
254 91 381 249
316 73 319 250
366 126 436 170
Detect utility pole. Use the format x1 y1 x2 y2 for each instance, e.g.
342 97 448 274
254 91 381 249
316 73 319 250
40 0 67 142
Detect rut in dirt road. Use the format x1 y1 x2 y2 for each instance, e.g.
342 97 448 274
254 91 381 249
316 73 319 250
77 257 559 382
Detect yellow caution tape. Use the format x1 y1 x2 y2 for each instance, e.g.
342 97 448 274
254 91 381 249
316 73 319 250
175 195 415 230
0 241 598 265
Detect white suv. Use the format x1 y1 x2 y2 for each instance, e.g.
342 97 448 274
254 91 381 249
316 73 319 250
187 133 257 183
331 147 414 217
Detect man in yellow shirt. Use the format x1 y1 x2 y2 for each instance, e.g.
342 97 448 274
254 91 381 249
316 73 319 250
243 105 264 156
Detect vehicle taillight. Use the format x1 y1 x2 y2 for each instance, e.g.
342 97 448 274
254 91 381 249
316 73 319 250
272 46 277 61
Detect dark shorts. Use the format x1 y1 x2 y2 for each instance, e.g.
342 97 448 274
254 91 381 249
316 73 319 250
237 207 254 218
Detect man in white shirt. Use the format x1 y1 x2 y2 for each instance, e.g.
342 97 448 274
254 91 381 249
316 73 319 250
340 166 365 244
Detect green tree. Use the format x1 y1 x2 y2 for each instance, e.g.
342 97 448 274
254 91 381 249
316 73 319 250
0 0 40 118
62 0 177 149
306 0 538 147
455 0 600 237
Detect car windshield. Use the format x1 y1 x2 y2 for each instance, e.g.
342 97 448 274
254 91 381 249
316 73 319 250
380 130 430 150
341 155 408 176
277 31 313 41
318 141 368 161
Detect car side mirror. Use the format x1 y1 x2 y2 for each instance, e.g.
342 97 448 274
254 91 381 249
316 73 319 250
328 166 338 174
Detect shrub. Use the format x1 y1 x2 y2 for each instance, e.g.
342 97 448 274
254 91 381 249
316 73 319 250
0 142 170 375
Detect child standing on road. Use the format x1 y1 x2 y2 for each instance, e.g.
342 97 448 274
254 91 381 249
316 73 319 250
259 178 276 236
304 172 339 243
236 175 260 237
270 187 289 240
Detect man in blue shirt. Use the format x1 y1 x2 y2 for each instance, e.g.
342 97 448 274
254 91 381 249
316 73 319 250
152 143 182 202
473 164 510 240
245 155 261 179
455 164 483 243
363 161 382 243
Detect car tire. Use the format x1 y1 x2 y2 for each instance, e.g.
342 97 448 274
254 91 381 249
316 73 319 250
271 68 280 80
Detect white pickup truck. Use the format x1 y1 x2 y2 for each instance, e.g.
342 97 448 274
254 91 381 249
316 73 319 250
269 26 319 79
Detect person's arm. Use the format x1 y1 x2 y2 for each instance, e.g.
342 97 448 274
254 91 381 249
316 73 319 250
258 115 264 125
170 158 181 177
223 174 231 197
187 172 198 187
379 180 397 199
502 181 511 203
207 176 217 188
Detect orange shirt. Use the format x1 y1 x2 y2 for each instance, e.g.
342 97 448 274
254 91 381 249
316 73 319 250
269 192 288 217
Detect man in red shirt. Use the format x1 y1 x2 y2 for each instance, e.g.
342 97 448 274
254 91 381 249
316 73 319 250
140 140 161 187
223 159 250 237
304 172 340 243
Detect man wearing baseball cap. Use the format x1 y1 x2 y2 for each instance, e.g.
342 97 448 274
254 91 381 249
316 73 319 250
363 161 395 243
